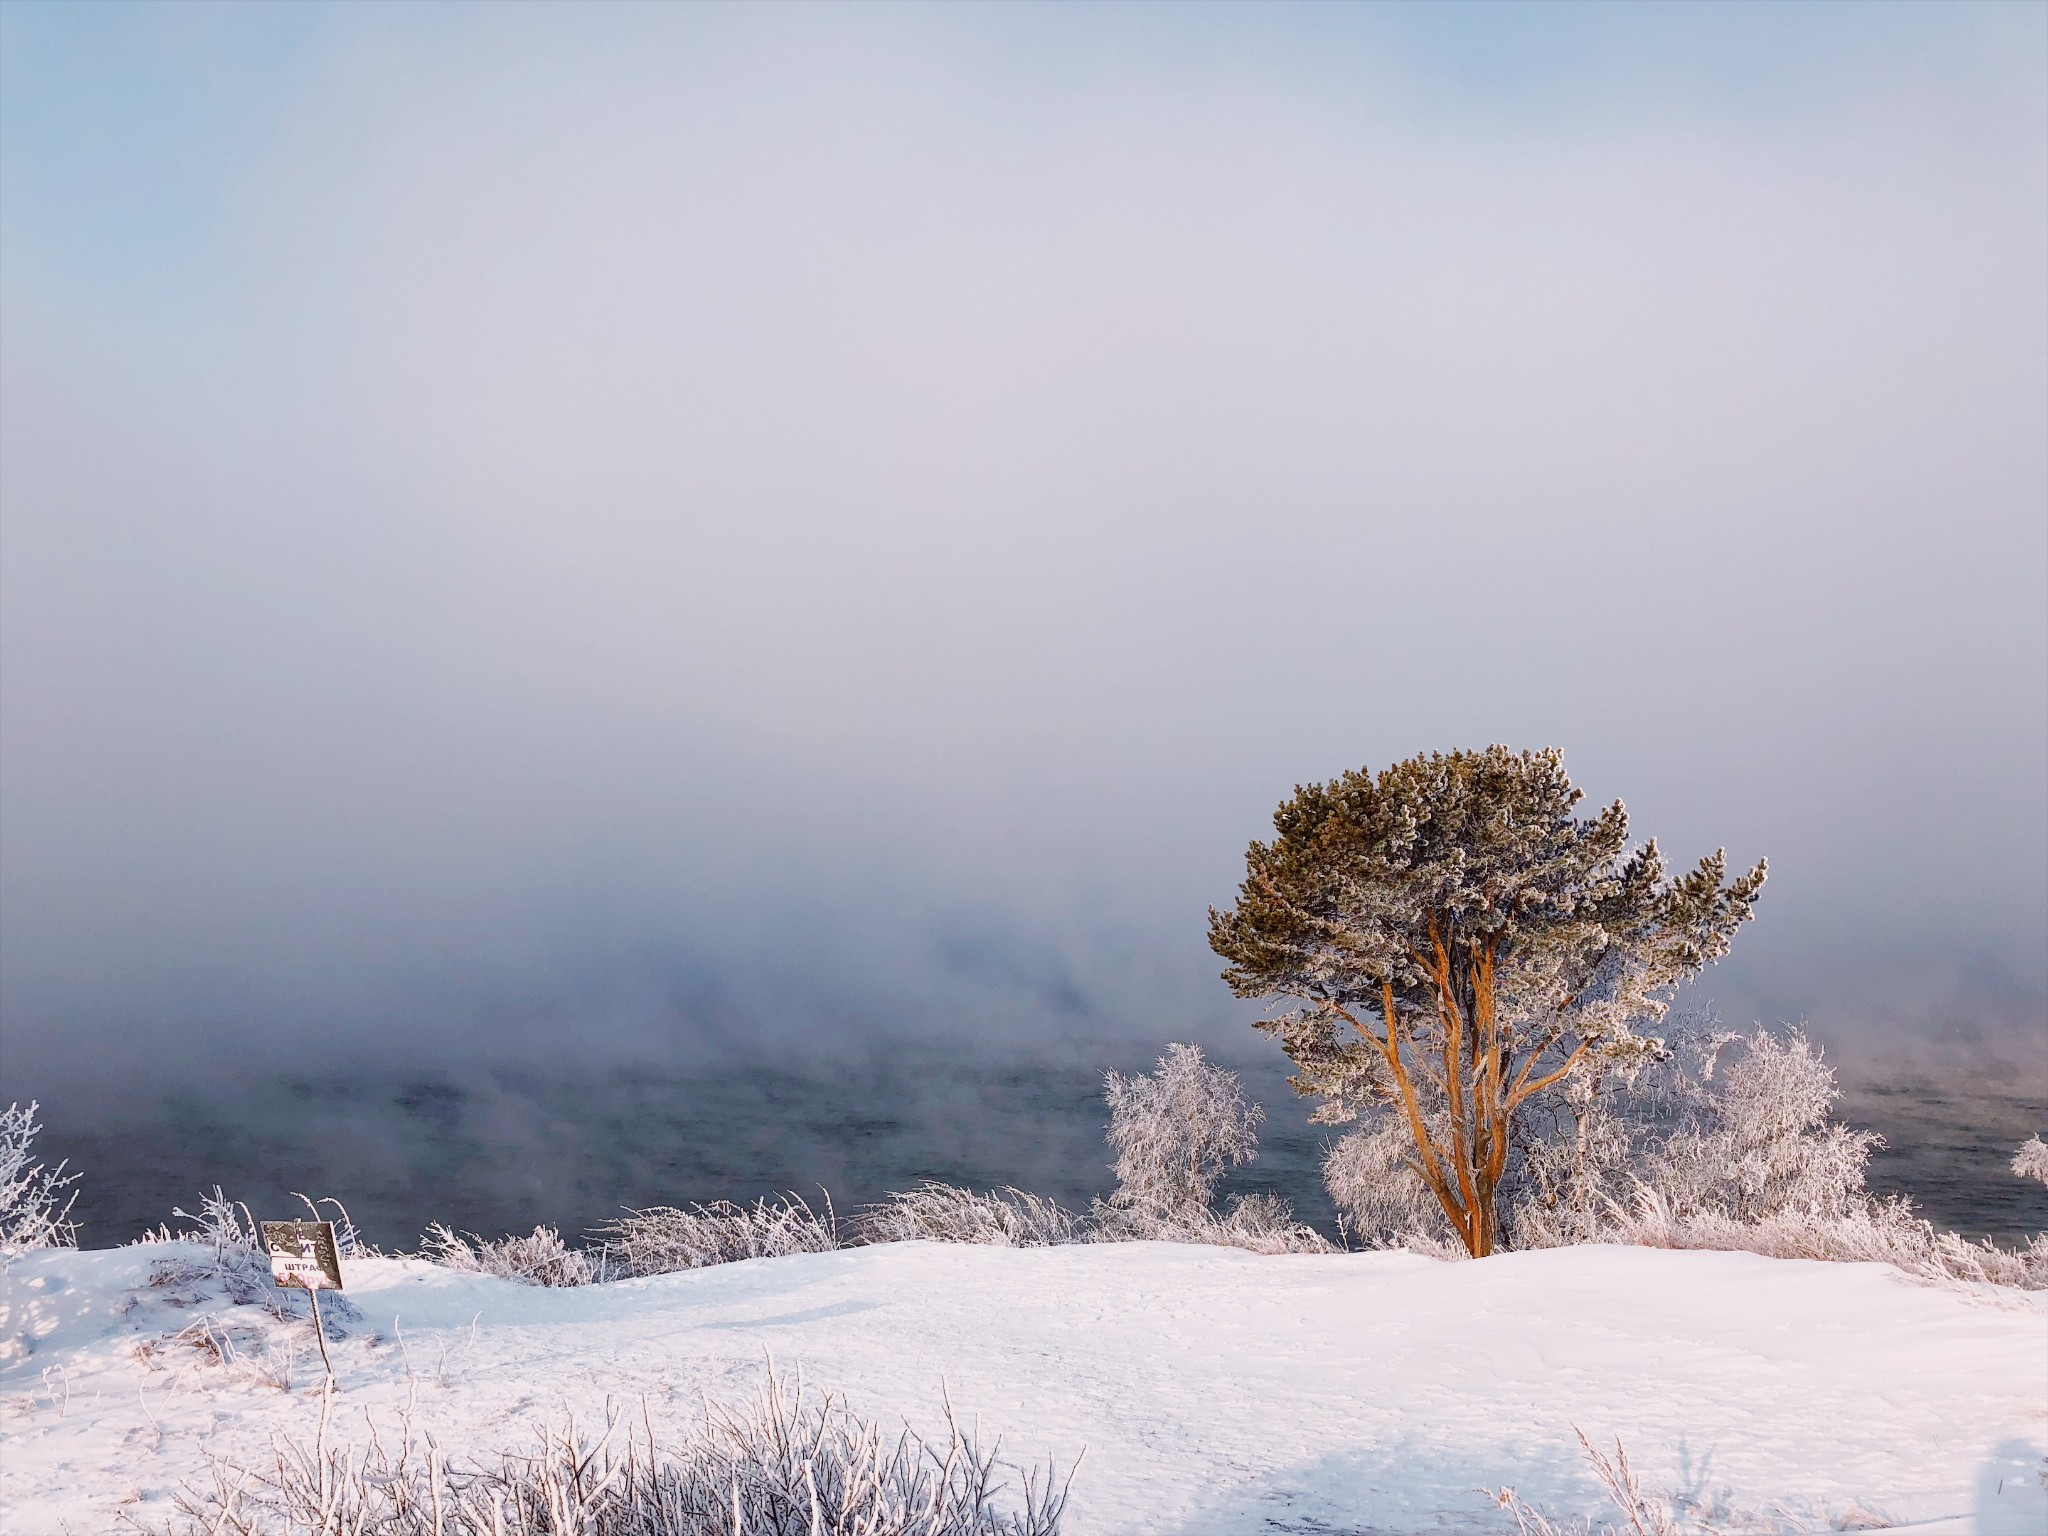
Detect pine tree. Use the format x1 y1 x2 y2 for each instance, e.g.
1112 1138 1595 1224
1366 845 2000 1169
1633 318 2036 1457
1208 745 1766 1258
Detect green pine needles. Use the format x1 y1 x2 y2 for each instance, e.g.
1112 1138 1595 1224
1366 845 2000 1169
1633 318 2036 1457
1208 745 1766 1258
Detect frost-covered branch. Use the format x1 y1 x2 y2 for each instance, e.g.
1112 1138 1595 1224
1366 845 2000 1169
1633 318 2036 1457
0 1101 80 1255
140 1368 1073 1535
421 1223 606 1286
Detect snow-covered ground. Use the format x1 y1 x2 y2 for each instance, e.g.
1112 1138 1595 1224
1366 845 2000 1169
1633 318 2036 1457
2 1240 2043 1533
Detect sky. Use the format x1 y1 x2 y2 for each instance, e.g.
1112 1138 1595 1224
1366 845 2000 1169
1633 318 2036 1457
3 1 2044 1104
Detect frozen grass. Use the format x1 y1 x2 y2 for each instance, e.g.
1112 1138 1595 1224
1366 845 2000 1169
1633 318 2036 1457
1492 1430 1688 1536
1489 1427 1904 1535
130 1188 279 1306
603 1193 840 1277
1608 1185 2048 1292
857 1183 1328 1254
1089 1192 1333 1255
0 1101 79 1255
137 1369 1073 1535
861 1183 1087 1247
421 1222 608 1287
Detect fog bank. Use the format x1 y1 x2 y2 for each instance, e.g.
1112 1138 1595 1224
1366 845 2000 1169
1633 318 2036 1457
3 3 2043 1105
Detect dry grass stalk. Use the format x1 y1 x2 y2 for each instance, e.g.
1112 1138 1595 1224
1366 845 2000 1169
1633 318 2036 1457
604 1193 839 1277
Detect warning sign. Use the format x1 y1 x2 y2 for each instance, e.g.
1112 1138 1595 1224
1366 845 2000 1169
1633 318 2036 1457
262 1220 344 1291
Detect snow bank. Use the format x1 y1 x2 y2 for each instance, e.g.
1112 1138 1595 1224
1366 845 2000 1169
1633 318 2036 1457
3 1240 2042 1533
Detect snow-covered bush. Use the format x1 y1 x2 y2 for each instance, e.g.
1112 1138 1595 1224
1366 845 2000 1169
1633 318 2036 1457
134 1187 278 1306
0 1101 79 1254
1493 1026 1878 1250
421 1222 605 1286
1315 1022 2046 1287
1455 1024 2048 1288
603 1193 838 1276
148 1369 1072 1535
128 1189 366 1355
1637 1030 1877 1224
1092 1043 1326 1252
1103 1043 1261 1220
862 1182 1085 1247
1322 1116 1462 1253
1607 1185 2048 1290
2014 1135 2048 1187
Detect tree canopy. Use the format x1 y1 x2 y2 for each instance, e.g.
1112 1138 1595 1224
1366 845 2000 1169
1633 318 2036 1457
1208 745 1766 1256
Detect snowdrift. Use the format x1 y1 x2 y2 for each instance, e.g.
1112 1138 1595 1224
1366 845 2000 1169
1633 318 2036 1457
3 1240 2043 1533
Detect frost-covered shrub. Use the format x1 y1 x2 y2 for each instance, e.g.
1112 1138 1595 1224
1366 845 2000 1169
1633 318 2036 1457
1609 1184 2048 1290
130 1189 366 1342
2014 1135 2048 1187
1103 1043 1261 1220
138 1188 278 1305
1319 1022 2046 1287
862 1183 1085 1247
1092 1191 1332 1255
421 1222 605 1287
149 1368 1072 1535
0 1101 78 1254
1487 1025 2048 1288
1093 1043 1328 1252
604 1193 838 1276
1322 1116 1459 1253
1637 1030 1876 1224
1499 1027 1880 1251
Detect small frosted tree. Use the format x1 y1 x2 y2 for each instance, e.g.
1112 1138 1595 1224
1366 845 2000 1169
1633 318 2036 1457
1210 746 1765 1258
2015 1136 2048 1188
1103 1043 1262 1219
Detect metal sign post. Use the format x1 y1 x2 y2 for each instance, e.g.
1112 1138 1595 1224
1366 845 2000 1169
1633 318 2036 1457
261 1219 344 1380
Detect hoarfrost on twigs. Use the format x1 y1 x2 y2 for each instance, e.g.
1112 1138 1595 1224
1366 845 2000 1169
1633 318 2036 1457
0 1101 78 1255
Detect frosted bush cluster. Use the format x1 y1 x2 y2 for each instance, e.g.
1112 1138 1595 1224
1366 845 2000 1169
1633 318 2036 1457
2014 1135 2048 1187
0 1101 79 1255
1319 1023 2048 1288
603 1193 839 1277
1636 1030 1879 1225
422 1222 606 1287
1501 1026 1879 1251
861 1183 1085 1247
1091 1190 1330 1255
148 1370 1072 1535
133 1188 284 1307
1322 1118 1468 1258
1096 1043 1327 1253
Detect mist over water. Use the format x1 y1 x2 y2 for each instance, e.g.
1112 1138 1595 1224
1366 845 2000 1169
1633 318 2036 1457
37 1042 2048 1253
2 4 2043 1233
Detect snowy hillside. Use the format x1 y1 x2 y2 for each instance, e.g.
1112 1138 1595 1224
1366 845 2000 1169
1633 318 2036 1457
3 1240 2043 1533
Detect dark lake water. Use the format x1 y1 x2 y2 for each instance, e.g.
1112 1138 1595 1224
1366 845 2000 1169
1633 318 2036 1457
30 1047 2048 1253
